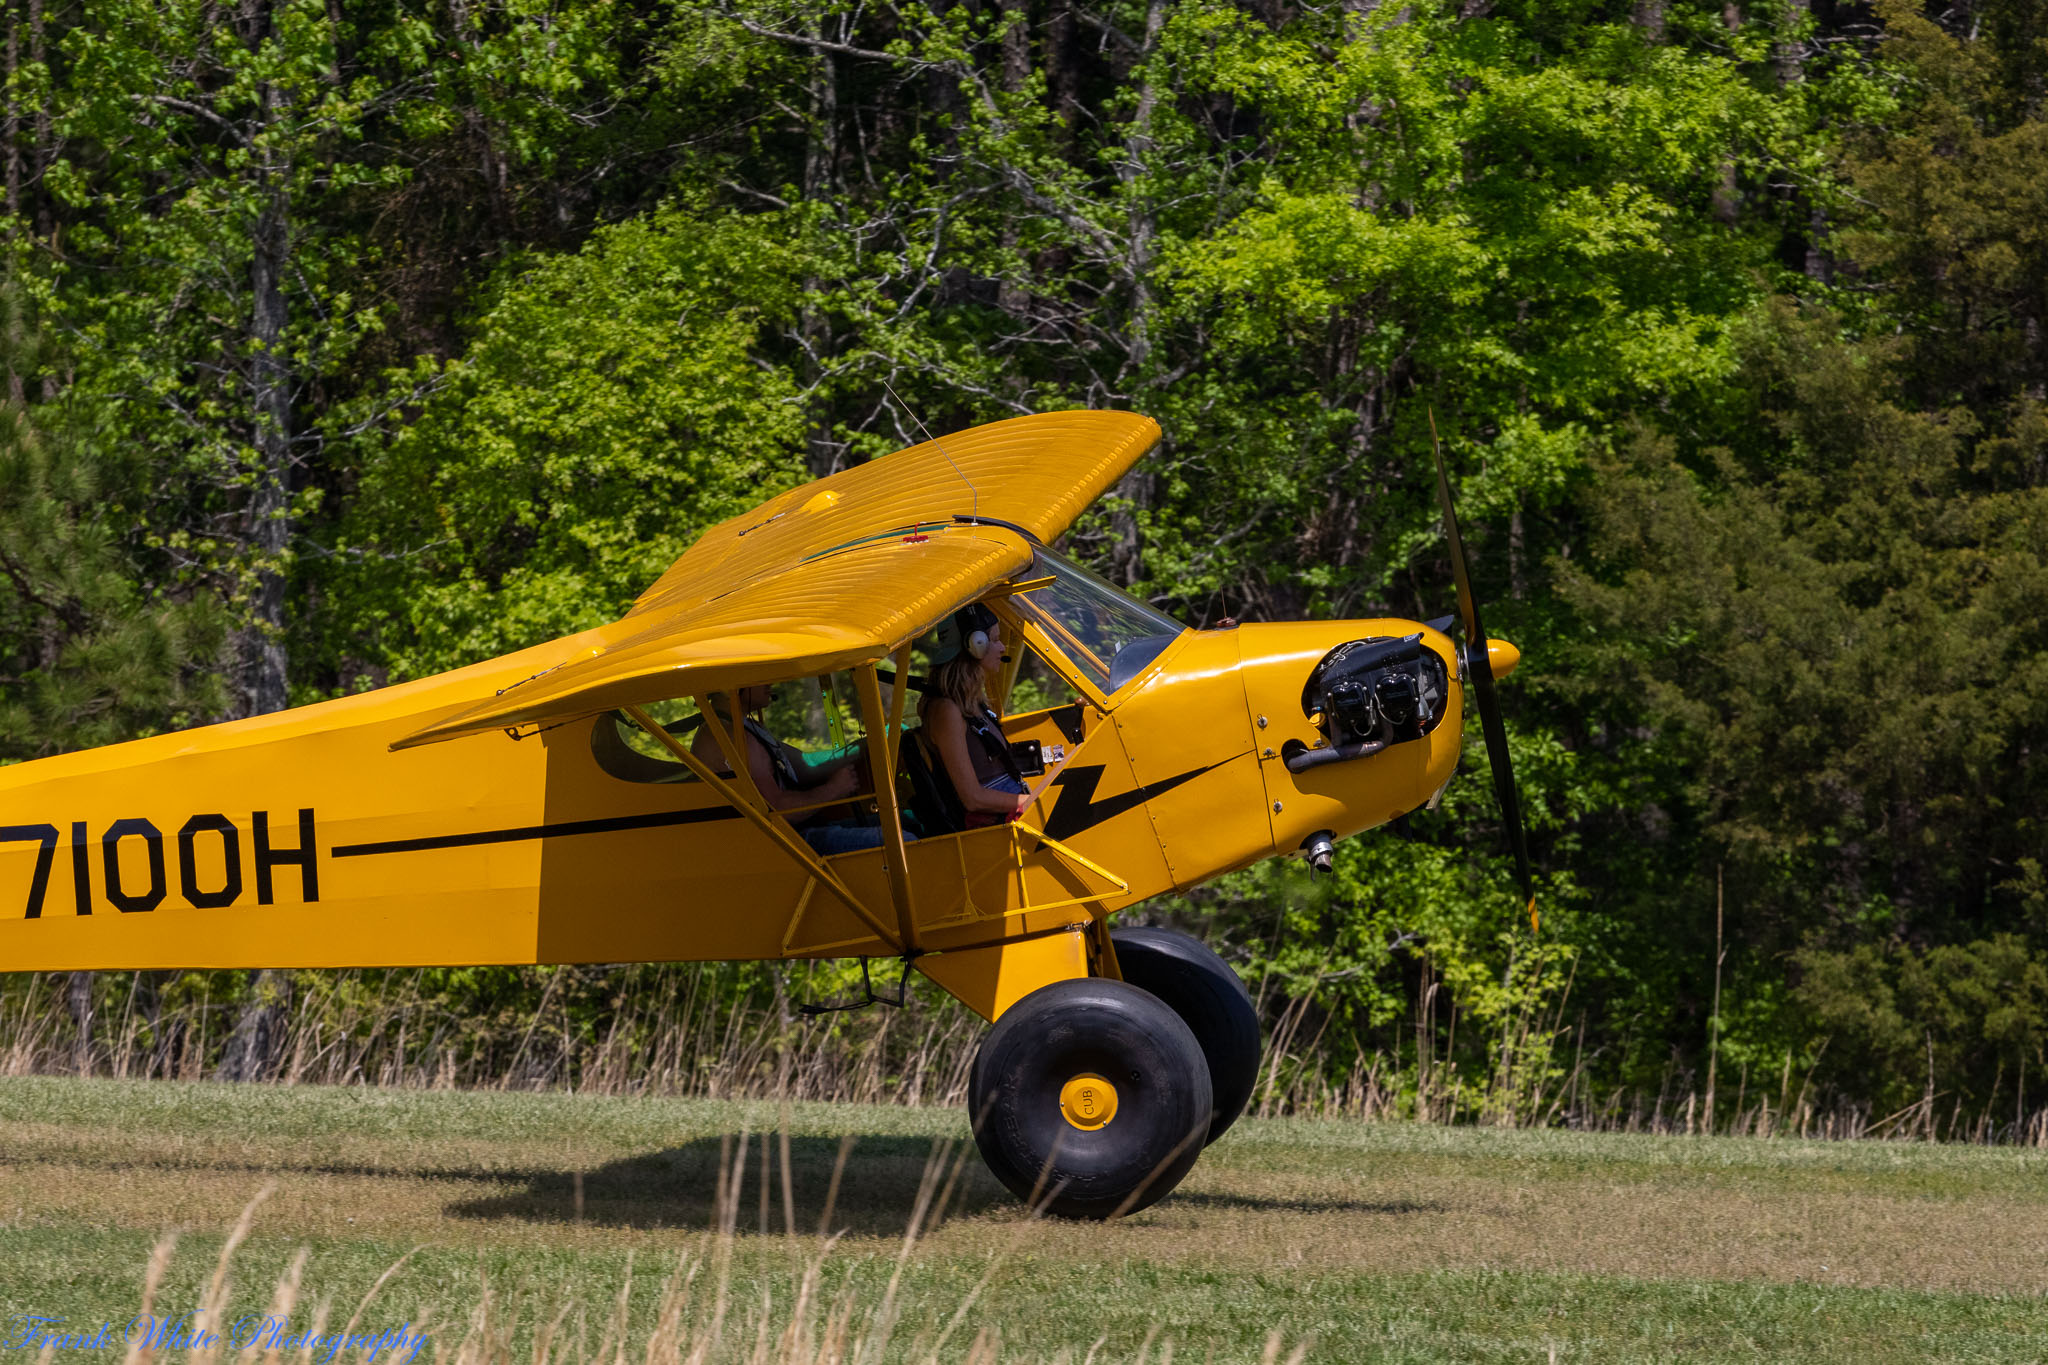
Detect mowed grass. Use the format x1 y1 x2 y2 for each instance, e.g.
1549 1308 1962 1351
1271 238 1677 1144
3 1076 2047 1362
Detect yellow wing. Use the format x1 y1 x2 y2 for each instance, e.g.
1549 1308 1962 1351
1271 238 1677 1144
631 409 1158 620
393 410 1159 749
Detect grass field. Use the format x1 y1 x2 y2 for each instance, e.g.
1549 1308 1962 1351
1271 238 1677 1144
3 1076 2047 1362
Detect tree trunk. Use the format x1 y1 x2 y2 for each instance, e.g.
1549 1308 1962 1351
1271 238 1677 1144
5 3 18 224
1804 204 1831 283
996 0 1031 315
1105 0 1169 586
65 969 92 1074
135 970 167 1078
1775 0 1831 282
1633 0 1666 42
1509 506 1526 600
220 68 295 1084
1117 0 1168 383
999 0 1030 93
6 0 21 403
447 0 513 231
241 109 292 719
217 968 291 1082
800 24 839 477
1774 0 1807 87
1711 2 1742 224
1045 0 1081 145
26 0 46 248
923 0 962 157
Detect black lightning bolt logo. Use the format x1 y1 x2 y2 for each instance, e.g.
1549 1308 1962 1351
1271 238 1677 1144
1041 761 1224 841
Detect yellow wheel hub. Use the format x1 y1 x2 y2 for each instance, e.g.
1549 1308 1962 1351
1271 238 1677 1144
1058 1073 1120 1131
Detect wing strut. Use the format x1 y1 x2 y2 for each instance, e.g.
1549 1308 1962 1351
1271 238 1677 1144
854 647 920 954
622 702 902 953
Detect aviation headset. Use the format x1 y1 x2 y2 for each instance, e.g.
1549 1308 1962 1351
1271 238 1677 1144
930 603 1001 664
962 603 997 660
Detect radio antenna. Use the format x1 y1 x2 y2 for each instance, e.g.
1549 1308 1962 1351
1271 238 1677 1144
883 377 977 518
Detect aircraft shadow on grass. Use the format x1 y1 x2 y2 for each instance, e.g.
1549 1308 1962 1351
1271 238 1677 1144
444 1134 1008 1236
17 1133 1433 1232
441 1134 1448 1230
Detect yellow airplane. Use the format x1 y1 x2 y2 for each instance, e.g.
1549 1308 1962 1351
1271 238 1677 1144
0 410 1530 1218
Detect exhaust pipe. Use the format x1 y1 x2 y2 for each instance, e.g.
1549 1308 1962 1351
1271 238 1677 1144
1301 829 1335 877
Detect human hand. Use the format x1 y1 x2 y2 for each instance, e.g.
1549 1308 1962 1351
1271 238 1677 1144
1010 791 1033 819
829 766 861 798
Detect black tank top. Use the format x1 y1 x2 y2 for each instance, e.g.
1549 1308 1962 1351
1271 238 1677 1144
961 701 1023 787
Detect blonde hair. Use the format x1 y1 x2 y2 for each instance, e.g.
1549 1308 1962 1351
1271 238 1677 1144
929 653 987 715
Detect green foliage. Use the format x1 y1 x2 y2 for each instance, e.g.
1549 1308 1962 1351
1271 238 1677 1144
1545 0 2048 1114
42 0 413 616
335 206 811 679
3 0 2046 1121
1563 312 2048 951
0 305 226 755
1837 0 2048 413
1794 935 2048 1122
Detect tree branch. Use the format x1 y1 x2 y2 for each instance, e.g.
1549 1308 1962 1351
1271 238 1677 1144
130 93 248 146
727 15 938 69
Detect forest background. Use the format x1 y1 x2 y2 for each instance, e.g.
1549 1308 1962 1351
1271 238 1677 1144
0 0 2043 1133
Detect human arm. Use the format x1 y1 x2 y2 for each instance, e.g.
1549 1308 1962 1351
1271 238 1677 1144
694 720 856 811
791 742 865 780
927 699 1031 817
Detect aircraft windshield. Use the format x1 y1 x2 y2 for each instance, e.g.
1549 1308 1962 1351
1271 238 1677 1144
1010 549 1187 693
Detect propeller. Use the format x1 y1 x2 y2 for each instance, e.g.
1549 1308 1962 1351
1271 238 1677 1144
1428 411 1538 933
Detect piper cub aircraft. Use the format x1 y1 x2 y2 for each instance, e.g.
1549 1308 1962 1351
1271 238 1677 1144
0 410 1531 1219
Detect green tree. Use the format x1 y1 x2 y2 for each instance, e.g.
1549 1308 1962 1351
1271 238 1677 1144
46 0 408 716
332 204 811 682
1793 935 2048 1127
11 0 2039 1122
0 304 224 757
1550 0 2048 1115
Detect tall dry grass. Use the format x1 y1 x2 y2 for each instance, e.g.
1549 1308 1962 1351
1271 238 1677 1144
69 1153 1309 1365
0 965 981 1106
1237 949 2048 1146
5 962 2045 1146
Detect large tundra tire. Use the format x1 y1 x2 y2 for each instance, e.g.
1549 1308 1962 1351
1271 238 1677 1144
968 977 1212 1220
1109 926 1262 1144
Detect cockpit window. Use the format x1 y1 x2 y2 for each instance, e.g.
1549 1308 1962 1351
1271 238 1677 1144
1008 549 1188 693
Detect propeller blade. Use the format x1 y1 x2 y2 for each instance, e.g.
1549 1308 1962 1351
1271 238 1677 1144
1428 412 1537 930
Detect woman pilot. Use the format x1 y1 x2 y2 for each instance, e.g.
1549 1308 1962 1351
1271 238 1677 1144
920 603 1031 825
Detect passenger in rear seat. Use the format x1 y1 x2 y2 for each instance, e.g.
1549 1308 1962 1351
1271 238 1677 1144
692 684 912 855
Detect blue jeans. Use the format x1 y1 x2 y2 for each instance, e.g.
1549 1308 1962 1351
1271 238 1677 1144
802 821 918 856
984 774 1028 796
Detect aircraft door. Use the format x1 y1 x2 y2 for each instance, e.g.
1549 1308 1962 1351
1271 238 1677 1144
1103 629 1271 889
